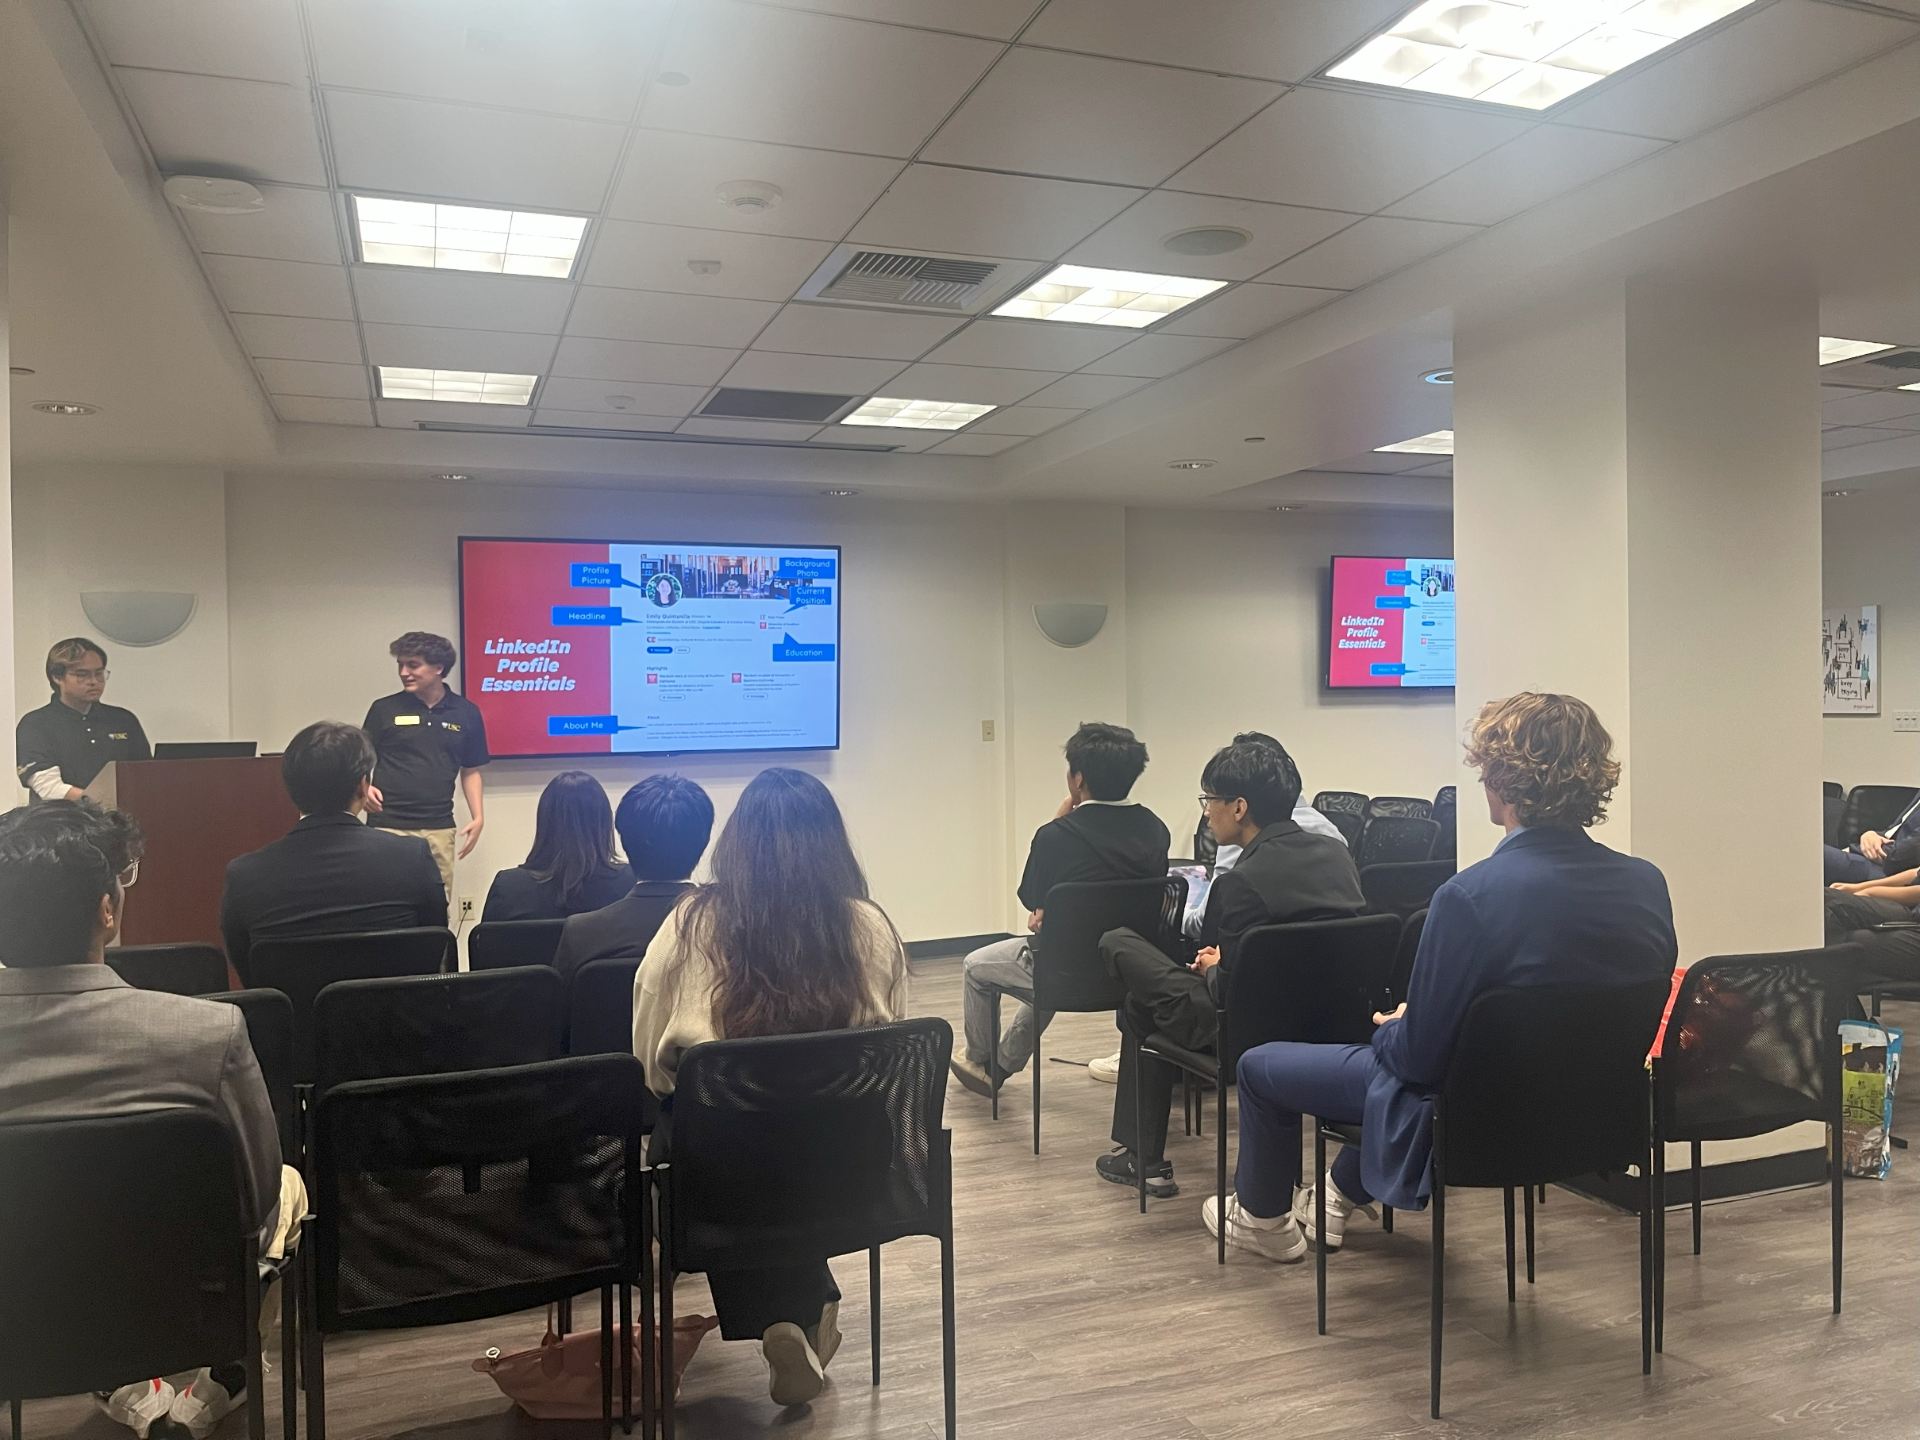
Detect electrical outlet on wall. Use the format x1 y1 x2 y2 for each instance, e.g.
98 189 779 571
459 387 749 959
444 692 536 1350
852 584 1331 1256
1894 711 1920 734
458 896 476 921
982 720 996 741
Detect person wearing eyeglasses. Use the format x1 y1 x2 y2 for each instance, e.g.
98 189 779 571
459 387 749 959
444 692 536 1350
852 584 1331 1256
14 638 151 803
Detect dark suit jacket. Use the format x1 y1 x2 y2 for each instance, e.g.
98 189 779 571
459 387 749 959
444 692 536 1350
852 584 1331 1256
1362 826 1676 1209
1200 820 1367 975
482 862 634 922
551 880 693 984
219 812 448 983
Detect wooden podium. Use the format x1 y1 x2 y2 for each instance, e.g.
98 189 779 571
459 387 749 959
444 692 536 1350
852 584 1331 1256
88 757 299 948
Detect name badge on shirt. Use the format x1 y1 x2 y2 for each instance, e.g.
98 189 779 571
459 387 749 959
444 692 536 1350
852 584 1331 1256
393 714 423 726
108 732 131 741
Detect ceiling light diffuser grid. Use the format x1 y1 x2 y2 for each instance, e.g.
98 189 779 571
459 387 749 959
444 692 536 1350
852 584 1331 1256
842 397 997 430
1819 337 1896 366
377 367 538 405
992 264 1227 329
1325 0 1762 112
1376 428 1455 454
353 196 587 278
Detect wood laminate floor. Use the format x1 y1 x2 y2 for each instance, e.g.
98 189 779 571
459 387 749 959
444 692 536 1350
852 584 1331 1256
20 965 1918 1440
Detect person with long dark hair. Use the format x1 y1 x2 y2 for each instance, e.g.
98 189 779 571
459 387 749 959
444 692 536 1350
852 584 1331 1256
481 771 632 921
633 767 907 1408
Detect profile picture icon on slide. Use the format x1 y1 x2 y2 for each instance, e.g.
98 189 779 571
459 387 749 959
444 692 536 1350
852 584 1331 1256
648 573 683 608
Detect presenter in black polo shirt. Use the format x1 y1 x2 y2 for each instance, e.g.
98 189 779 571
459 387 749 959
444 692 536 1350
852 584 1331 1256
14 637 151 802
362 630 489 893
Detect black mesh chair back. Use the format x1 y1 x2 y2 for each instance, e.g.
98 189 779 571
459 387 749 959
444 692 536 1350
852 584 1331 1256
1836 784 1917 848
205 988 299 1160
1368 795 1434 822
107 942 229 996
1192 814 1218 869
1312 791 1369 848
247 927 455 1084
568 957 642 1056
1433 784 1457 808
469 918 567 971
1823 790 1846 848
0 1110 260 1409
309 1053 647 1332
313 967 566 1093
1438 978 1670 1189
1031 876 1186 1014
1389 909 1429 1007
1823 780 1844 799
1218 915 1401 1077
1357 815 1440 866
1359 860 1455 918
1431 789 1458 860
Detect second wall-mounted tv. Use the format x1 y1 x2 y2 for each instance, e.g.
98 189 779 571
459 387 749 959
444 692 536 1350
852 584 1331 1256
1326 554 1455 690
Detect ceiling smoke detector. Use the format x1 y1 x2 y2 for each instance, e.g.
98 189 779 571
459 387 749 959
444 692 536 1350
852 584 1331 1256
686 259 723 276
32 401 98 416
1168 458 1216 470
1163 226 1251 257
820 488 861 497
434 472 472 482
163 175 266 214
718 181 783 215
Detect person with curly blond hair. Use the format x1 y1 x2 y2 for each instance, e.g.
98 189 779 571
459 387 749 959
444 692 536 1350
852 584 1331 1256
1203 692 1677 1265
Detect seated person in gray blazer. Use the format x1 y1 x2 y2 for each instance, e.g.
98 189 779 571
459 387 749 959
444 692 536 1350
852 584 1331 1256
0 800 303 1439
552 774 715 984
220 722 447 985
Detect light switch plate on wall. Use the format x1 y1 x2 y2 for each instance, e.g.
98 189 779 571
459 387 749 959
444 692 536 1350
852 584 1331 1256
1893 711 1920 733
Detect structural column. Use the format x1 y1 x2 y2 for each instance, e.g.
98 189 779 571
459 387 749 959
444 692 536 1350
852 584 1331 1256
0 192 15 741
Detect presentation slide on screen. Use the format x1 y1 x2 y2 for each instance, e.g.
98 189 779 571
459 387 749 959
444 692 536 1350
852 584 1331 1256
1327 555 1455 689
460 538 841 757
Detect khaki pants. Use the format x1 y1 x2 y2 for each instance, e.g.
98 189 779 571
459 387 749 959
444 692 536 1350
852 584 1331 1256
258 1165 308 1341
388 825 457 895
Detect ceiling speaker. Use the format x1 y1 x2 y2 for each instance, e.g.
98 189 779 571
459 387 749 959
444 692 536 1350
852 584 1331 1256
80 591 198 647
1034 602 1108 649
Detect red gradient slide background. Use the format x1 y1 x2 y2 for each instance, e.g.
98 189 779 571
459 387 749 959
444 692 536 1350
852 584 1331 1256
1327 556 1409 688
461 540 612 755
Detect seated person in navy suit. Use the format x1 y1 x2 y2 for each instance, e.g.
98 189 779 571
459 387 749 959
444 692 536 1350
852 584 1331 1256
1206 692 1677 1262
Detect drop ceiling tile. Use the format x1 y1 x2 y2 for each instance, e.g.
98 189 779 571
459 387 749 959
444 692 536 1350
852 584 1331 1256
254 358 369 398
1160 281 1343 338
923 49 1282 186
85 0 307 83
117 69 325 186
179 183 341 264
752 304 963 361
967 404 1084 436
929 431 1026 455
642 1 1000 155
1387 126 1668 227
1258 216 1478 289
565 288 779 347
923 320 1132 372
350 269 574 334
204 255 353 320
536 378 711 415
749 0 1039 38
552 337 739 386
585 222 832 302
1081 334 1237 377
1821 389 1920 427
233 314 364 364
884 363 1057 406
810 424 944 451
1017 372 1147 408
1877 412 1920 433
676 418 825 441
325 90 624 212
361 324 558 375
1558 1 1913 141
1170 86 1527 213
376 399 531 428
271 395 374 426
610 131 902 241
308 0 657 122
851 166 1143 263
1023 0 1412 82
1820 426 1908 450
721 351 905 394
532 409 685 431
1063 191 1355 281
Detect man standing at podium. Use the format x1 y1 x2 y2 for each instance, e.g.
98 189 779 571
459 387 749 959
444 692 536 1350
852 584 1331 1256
362 631 488 894
14 638 151 803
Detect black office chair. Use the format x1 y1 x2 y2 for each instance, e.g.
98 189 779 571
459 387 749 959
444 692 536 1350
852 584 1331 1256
1357 816 1441 866
1824 781 1845 799
569 956 642 1056
204 989 298 1161
246 928 455 1084
1137 914 1401 1264
1651 949 1852 1352
974 876 1185 1153
1431 787 1458 861
1367 796 1434 822
651 1019 956 1440
1835 784 1917 849
1 1110 273 1440
1387 908 1429 1008
1191 814 1218 870
304 1055 650 1440
1312 791 1369 848
107 942 229 996
1359 860 1454 919
468 918 567 971
311 966 566 1093
1823 790 1847 849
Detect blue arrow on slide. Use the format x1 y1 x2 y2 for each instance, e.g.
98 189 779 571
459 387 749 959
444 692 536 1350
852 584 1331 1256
781 584 832 615
548 715 643 736
570 562 649 590
773 634 835 662
551 606 645 626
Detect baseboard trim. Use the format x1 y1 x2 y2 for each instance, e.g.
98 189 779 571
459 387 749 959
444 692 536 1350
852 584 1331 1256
1560 1146 1829 1213
906 932 1013 960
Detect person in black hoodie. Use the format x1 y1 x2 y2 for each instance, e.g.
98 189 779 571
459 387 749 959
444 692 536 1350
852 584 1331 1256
952 722 1169 1097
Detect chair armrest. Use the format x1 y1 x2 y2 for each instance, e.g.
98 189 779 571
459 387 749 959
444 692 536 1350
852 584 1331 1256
1138 1032 1219 1080
1870 921 1920 931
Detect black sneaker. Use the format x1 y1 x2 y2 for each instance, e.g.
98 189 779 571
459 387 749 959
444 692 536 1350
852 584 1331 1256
1095 1146 1177 1198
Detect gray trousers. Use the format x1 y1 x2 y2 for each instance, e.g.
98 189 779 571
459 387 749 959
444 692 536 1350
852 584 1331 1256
961 936 1049 1073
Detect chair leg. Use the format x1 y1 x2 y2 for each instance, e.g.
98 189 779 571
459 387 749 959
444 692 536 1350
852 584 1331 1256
600 1286 614 1440
1652 1133 1666 1353
300 1238 325 1440
869 1246 882 1387
1537 1183 1546 1205
940 1226 958 1440
638 1171 656 1440
1193 1076 1204 1139
9 1396 19 1440
1382 1204 1394 1235
619 1281 633 1435
1639 1160 1653 1376
1503 1188 1517 1304
1133 1053 1148 1216
1215 1069 1227 1270
1032 1030 1042 1156
280 1258 298 1440
659 1197 676 1440
559 1296 572 1337
988 992 1001 1123
244 1272 267 1440
1430 1179 1446 1420
1523 1183 1535 1285
1832 1096 1845 1316
1181 1071 1192 1137
1314 1126 1328 1333
1690 1141 1703 1256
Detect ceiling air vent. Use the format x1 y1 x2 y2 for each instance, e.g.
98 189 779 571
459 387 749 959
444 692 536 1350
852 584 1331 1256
700 388 856 423
797 245 1039 316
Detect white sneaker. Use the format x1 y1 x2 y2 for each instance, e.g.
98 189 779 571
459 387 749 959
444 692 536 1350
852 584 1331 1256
806 1299 842 1370
95 1379 176 1437
168 1367 245 1439
1292 1171 1379 1251
1202 1194 1307 1263
1088 1050 1121 1084
761 1322 826 1406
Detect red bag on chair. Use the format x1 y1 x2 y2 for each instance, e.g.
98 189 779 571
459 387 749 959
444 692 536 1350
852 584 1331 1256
473 1310 717 1419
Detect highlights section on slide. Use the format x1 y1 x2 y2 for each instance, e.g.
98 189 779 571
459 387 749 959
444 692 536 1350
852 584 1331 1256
1327 555 1455 689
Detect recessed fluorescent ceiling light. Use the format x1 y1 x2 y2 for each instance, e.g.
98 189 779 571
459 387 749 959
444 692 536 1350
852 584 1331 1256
354 196 586 277
377 367 537 405
1819 336 1897 366
842 397 996 430
1376 429 1455 454
992 264 1226 328
1326 0 1762 112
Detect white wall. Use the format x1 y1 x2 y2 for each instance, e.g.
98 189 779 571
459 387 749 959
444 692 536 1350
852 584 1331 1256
1822 486 1920 788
